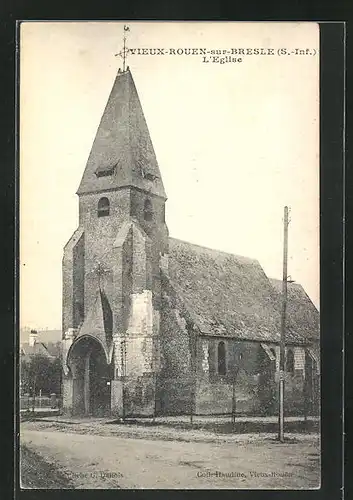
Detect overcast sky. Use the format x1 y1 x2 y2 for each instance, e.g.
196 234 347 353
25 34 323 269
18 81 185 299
20 22 320 330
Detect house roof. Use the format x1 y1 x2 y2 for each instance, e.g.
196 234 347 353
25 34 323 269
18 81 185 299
20 341 54 361
269 278 320 342
167 238 318 344
45 342 62 358
77 68 166 199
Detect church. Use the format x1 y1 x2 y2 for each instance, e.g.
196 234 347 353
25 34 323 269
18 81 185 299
61 65 320 418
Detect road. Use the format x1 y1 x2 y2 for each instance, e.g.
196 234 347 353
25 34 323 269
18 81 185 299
21 421 320 489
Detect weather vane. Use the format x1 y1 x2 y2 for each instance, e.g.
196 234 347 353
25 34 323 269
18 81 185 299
115 24 130 72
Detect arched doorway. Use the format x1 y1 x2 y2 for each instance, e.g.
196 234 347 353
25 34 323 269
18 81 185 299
68 336 112 417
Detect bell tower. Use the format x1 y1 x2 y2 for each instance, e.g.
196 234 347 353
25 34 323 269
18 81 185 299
62 67 169 417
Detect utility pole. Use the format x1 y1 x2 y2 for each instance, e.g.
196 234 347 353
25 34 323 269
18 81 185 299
278 206 290 443
231 380 236 428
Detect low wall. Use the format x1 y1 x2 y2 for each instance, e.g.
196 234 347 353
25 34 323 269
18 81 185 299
20 395 62 410
195 378 260 415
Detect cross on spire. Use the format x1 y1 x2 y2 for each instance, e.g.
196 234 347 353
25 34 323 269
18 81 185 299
115 24 130 72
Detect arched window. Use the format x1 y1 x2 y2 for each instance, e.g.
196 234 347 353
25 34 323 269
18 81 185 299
286 349 295 374
218 341 226 375
144 198 153 221
97 197 110 217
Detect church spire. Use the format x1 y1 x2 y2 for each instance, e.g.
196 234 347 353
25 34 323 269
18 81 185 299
77 68 166 199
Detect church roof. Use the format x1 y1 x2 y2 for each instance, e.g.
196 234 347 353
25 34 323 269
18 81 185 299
167 238 319 344
269 278 320 342
77 68 166 199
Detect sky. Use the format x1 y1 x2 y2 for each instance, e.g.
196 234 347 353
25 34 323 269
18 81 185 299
20 21 320 330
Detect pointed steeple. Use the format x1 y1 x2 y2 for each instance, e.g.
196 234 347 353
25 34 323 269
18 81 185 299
77 68 166 199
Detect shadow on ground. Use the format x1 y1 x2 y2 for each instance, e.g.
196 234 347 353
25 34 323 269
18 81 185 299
106 418 319 434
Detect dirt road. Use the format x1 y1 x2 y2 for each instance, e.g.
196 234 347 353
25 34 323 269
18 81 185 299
21 421 320 489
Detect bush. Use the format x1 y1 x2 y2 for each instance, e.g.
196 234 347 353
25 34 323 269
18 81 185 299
20 354 62 396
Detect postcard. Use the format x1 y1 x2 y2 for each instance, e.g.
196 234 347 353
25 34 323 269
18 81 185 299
19 21 320 489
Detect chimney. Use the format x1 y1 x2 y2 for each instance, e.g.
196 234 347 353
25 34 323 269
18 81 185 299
29 329 38 347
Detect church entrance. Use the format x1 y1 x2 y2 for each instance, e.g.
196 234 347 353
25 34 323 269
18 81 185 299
68 336 112 417
88 340 111 416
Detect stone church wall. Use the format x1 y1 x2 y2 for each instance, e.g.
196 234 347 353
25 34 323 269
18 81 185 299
195 339 313 416
195 339 261 415
266 344 310 415
157 294 194 415
156 295 314 416
79 189 131 324
62 228 85 334
111 224 158 417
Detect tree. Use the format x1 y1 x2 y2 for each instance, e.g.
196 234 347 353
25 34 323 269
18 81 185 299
48 357 62 395
20 354 62 397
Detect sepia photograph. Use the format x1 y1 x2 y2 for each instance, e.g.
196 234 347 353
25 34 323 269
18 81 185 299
19 21 320 489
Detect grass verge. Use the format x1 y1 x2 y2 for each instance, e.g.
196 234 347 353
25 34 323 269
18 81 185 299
20 444 75 489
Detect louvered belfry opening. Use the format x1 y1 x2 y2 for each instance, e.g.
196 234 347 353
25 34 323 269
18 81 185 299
143 198 153 221
97 197 110 217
